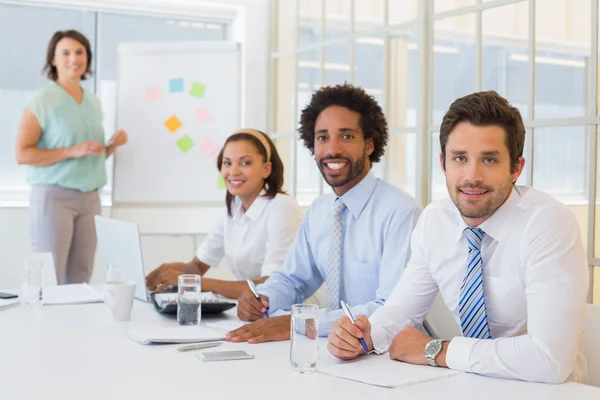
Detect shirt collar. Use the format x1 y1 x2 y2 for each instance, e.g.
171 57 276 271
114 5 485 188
233 189 269 222
454 185 522 242
334 171 378 219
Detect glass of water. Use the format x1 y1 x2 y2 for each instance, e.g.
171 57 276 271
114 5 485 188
177 274 201 325
20 260 43 307
290 303 319 373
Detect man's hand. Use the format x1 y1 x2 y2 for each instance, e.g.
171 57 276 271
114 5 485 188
226 315 291 343
237 289 269 321
146 262 187 291
327 315 373 360
388 326 447 367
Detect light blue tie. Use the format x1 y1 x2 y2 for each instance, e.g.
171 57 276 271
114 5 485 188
326 198 346 310
459 227 492 339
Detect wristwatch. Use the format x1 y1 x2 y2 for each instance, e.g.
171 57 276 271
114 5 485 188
424 339 446 367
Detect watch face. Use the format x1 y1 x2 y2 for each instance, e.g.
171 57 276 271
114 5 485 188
425 340 442 356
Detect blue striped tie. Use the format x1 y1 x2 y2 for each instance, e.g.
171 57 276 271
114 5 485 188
459 228 491 339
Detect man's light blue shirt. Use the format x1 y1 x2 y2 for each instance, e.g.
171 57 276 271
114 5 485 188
257 171 422 336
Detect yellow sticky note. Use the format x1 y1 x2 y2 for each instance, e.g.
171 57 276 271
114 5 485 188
190 82 207 98
176 135 195 153
164 115 182 133
218 175 226 189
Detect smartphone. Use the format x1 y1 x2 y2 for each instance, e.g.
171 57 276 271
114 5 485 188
198 350 254 362
0 292 18 299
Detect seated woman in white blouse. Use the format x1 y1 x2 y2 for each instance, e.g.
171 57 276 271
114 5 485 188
146 129 302 299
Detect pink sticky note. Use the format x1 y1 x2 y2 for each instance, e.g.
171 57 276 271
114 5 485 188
200 139 219 157
146 87 161 102
196 108 211 123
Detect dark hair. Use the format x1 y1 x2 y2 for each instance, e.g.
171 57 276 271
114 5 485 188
43 30 93 81
440 91 525 172
216 131 286 217
298 83 388 165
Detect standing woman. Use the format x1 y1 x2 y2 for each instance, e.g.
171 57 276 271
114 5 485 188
15 30 128 284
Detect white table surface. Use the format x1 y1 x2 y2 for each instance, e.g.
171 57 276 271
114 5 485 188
1 297 599 400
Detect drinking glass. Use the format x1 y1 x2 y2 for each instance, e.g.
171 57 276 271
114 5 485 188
290 304 319 373
177 274 201 325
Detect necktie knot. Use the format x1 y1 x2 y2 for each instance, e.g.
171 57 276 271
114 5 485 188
333 198 346 215
464 227 484 252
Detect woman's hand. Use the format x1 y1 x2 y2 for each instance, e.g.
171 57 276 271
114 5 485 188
109 129 128 148
69 140 105 158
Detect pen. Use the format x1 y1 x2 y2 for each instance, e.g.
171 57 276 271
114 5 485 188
177 341 223 352
246 279 269 318
340 300 370 354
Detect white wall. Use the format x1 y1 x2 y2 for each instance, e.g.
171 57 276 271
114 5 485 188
0 0 271 288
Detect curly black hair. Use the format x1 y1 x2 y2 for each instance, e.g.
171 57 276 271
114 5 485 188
298 83 388 164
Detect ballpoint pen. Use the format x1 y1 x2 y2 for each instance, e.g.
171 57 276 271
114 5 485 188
246 279 269 318
340 300 370 354
177 341 223 352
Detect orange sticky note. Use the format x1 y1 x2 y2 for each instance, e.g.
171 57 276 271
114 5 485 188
164 115 182 134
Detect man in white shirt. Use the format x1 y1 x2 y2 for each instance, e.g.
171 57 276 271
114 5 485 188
327 91 589 384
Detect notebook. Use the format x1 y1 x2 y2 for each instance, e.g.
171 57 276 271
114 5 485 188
42 284 103 306
126 326 226 344
317 354 463 388
0 298 19 311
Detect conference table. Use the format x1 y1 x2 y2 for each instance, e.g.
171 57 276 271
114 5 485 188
1 292 599 400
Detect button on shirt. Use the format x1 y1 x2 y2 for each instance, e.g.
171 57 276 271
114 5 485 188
370 186 589 384
196 193 302 280
25 82 107 192
258 172 422 336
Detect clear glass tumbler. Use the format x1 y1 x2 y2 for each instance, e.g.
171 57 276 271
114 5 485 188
20 260 43 307
290 303 319 373
177 274 201 325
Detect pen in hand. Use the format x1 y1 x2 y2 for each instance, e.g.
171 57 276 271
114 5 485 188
340 300 370 354
246 279 269 318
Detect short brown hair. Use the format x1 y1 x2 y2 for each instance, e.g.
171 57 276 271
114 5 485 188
216 131 286 217
440 91 525 172
298 83 388 165
43 30 93 81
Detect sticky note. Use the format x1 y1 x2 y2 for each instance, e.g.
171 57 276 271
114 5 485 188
164 115 182 133
176 135 195 153
169 78 184 93
146 87 161 102
195 107 211 123
217 175 226 189
190 82 207 98
200 139 219 157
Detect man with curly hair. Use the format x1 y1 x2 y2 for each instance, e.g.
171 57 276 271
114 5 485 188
226 83 422 343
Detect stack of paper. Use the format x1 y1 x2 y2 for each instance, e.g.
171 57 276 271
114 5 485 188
317 355 463 388
0 298 19 311
42 284 103 306
126 326 226 344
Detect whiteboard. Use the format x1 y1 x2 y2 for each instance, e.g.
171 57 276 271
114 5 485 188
112 41 241 203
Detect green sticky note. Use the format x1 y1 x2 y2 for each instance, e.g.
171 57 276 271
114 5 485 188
217 175 226 189
190 82 206 98
176 135 195 153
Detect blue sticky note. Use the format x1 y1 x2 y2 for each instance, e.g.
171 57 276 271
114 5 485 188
169 78 184 93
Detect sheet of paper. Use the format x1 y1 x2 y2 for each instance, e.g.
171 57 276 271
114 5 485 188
127 326 226 344
146 87 161 102
0 298 19 310
164 115 183 134
189 82 206 98
42 284 103 306
317 354 463 388
205 319 247 332
169 78 184 93
176 135 195 153
195 107 211 122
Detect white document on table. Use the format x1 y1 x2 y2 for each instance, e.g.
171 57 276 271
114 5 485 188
42 283 103 305
317 354 463 388
0 298 19 311
205 319 247 332
126 326 226 344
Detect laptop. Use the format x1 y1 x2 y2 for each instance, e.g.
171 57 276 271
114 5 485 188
94 216 151 302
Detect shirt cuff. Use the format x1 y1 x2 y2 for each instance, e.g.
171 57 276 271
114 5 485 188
445 336 478 373
255 284 282 314
370 324 391 354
